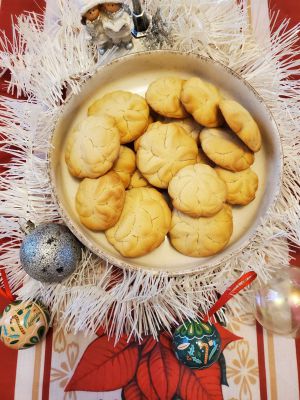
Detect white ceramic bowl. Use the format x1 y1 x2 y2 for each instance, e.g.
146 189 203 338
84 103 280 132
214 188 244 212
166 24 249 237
49 51 282 275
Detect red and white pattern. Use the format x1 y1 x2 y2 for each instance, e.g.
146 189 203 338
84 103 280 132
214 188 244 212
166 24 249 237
0 1 300 399
1 295 300 400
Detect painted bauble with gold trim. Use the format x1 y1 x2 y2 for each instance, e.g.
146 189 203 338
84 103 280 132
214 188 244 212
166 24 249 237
0 301 50 350
172 320 221 369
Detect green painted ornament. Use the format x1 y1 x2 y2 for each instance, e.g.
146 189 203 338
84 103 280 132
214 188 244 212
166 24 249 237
0 300 50 350
172 320 221 369
172 272 258 370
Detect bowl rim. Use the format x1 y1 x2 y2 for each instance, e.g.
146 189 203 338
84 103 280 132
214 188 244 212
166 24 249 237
48 49 284 276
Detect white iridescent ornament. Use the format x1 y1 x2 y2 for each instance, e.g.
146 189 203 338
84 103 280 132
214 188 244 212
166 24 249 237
255 266 300 338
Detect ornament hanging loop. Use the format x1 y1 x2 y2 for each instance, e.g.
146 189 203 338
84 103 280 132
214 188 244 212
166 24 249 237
203 271 257 322
0 269 14 302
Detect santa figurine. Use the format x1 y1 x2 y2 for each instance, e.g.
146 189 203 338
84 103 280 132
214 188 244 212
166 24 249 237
98 1 133 50
78 1 109 55
78 1 133 53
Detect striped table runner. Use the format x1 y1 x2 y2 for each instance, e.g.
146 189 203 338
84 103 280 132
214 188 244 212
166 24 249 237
0 1 299 399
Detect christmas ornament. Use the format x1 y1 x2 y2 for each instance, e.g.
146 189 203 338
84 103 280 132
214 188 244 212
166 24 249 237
131 0 150 38
173 320 221 369
255 266 300 337
172 271 257 369
20 223 82 283
0 300 50 350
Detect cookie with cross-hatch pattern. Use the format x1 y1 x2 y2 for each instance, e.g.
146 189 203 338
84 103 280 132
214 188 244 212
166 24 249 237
75 171 125 231
168 164 227 217
200 128 254 172
105 187 171 258
136 122 198 188
65 115 120 179
215 167 259 205
169 205 233 257
163 117 202 143
88 91 149 144
145 76 188 119
181 77 224 127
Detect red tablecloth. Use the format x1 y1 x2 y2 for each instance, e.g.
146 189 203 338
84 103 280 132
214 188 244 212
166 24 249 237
0 1 299 399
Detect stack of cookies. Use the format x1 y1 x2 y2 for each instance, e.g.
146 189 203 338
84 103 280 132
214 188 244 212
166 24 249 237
65 75 261 259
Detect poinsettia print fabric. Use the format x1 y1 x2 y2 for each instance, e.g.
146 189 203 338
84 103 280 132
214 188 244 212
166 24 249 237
39 312 300 400
3 299 300 399
65 324 240 399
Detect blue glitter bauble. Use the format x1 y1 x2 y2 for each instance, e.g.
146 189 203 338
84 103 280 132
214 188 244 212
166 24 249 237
172 320 222 369
20 223 82 283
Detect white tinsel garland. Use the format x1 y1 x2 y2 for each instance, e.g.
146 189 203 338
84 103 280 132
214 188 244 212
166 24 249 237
0 0 299 340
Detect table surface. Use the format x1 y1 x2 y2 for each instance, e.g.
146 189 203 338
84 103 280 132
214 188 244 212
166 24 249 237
0 1 299 399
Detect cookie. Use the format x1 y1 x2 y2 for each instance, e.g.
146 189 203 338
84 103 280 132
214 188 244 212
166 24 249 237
128 170 149 189
200 128 254 171
88 91 149 144
168 164 227 217
137 122 198 188
215 167 259 205
105 188 171 257
75 171 125 231
219 99 261 152
181 77 224 127
65 115 120 178
145 77 188 118
134 121 163 152
165 117 201 143
169 205 233 257
197 146 214 165
112 146 136 189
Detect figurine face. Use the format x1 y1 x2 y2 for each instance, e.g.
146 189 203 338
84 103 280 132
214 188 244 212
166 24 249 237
102 3 122 13
84 6 100 21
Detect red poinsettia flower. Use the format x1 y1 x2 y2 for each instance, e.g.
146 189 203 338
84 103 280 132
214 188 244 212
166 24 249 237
65 323 240 399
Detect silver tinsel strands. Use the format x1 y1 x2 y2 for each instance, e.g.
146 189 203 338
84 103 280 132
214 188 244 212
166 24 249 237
0 0 299 339
141 7 173 49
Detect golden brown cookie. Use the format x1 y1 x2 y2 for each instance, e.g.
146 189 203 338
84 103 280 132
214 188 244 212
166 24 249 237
197 146 214 165
112 146 136 189
133 121 163 152
65 115 120 178
181 77 224 127
105 188 171 257
168 164 227 217
128 170 149 189
200 128 254 171
136 122 198 188
219 99 261 152
215 167 259 205
75 171 125 231
169 205 233 257
145 77 188 118
165 117 202 143
88 91 149 144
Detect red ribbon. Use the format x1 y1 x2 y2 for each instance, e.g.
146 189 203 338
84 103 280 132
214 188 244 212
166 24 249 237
0 269 14 302
203 271 257 322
